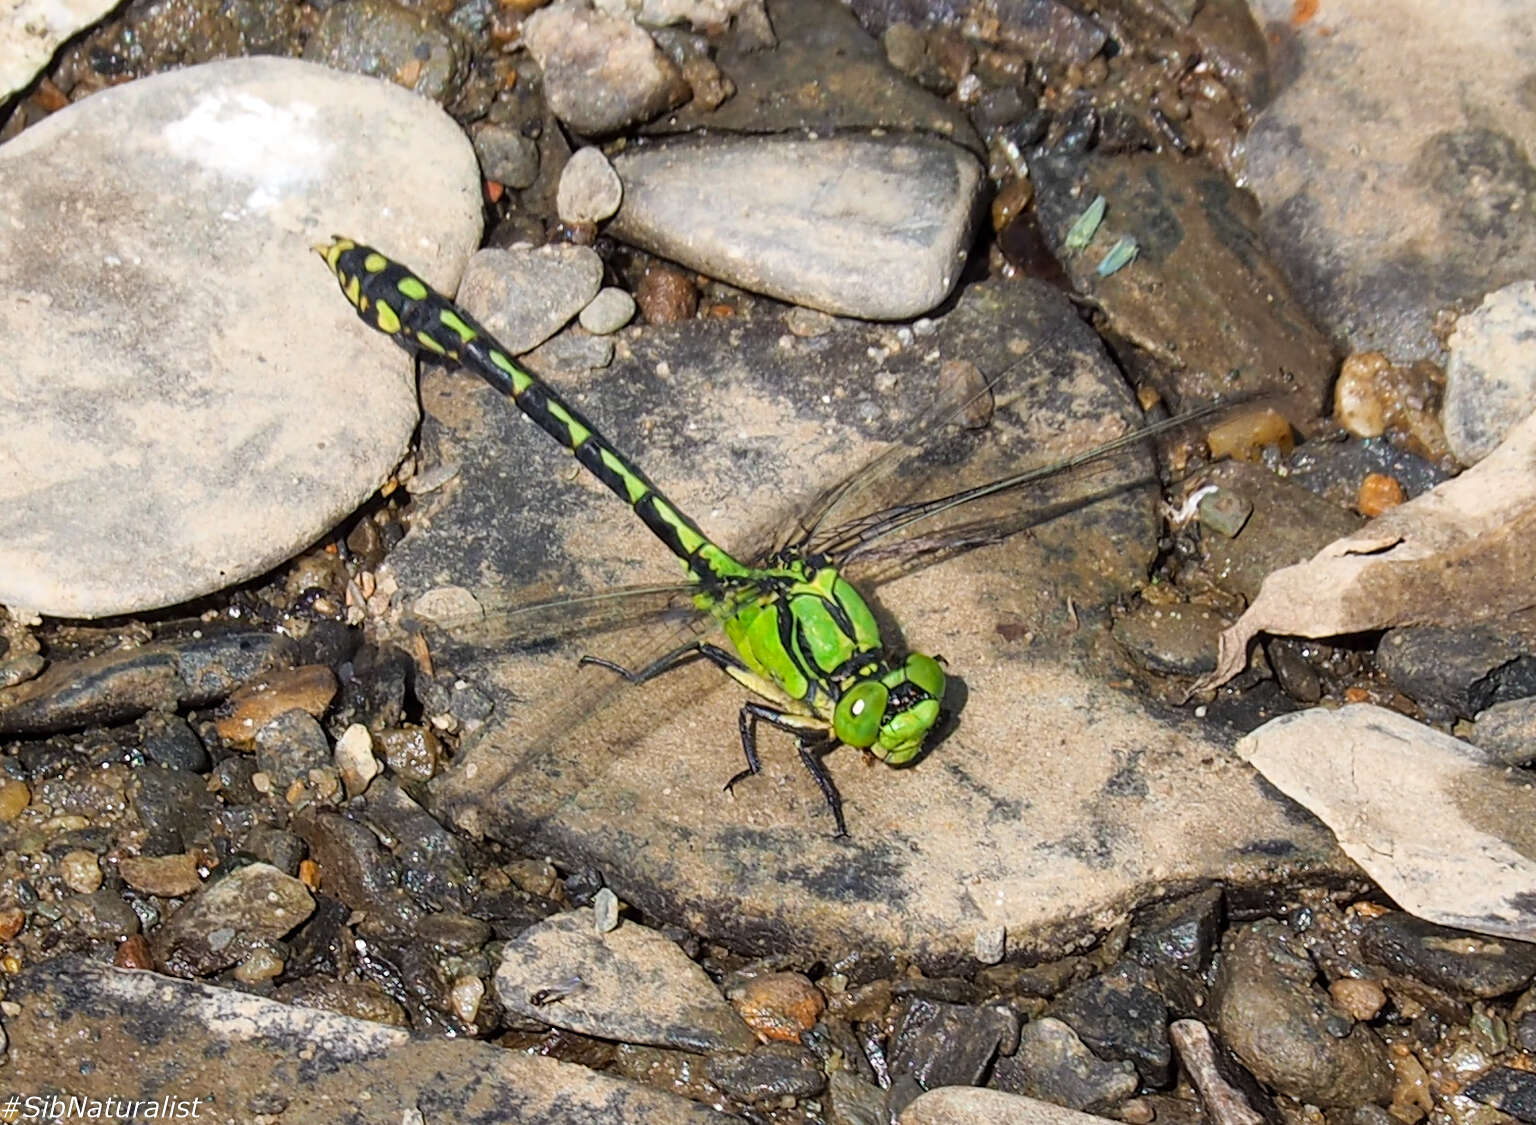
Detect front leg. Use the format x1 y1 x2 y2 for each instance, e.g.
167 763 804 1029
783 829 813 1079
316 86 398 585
729 702 847 837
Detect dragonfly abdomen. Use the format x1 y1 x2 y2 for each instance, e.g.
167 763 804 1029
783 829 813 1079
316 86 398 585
317 238 751 587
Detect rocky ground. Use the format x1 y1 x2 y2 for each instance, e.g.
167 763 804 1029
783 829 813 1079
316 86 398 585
0 0 1534 1121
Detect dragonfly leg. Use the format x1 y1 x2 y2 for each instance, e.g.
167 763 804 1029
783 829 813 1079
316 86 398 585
730 702 847 836
580 642 745 685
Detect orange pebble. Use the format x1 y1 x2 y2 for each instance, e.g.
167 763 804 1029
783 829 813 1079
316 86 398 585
1356 472 1405 517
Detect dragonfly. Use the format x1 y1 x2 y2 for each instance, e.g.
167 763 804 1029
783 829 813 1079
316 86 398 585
317 237 1230 835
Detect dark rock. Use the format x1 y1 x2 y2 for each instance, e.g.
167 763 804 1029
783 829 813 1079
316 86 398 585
303 0 466 105
253 709 332 790
471 122 541 190
1128 888 1223 1019
335 644 411 731
413 910 491 953
1214 920 1393 1107
1025 145 1335 421
1464 1067 1536 1124
1377 625 1535 719
990 1017 1137 1112
240 827 307 875
0 632 297 735
1195 461 1365 602
887 996 1019 1090
1360 912 1536 999
290 809 422 936
707 1042 826 1102
361 780 474 913
139 712 210 772
152 863 314 977
1266 638 1323 705
1469 697 1536 765
284 893 352 979
1048 960 1172 1086
1516 1010 1536 1052
827 1070 888 1123
133 766 219 855
213 754 261 806
1284 435 1451 510
1112 601 1226 677
61 890 142 942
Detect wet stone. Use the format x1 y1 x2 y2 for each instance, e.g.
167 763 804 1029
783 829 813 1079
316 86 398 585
62 890 142 943
290 808 422 936
1112 602 1226 678
990 1016 1137 1113
1469 697 1536 766
1465 1067 1536 1124
152 862 314 977
133 767 219 856
138 712 210 773
494 910 756 1053
1377 625 1535 721
254 710 333 791
1360 912 1536 1000
888 996 1020 1090
1025 145 1335 419
706 1042 826 1103
1214 919 1393 1107
360 779 474 913
0 633 299 737
1048 960 1171 1086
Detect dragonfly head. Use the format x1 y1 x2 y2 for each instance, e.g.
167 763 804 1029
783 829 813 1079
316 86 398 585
832 653 946 765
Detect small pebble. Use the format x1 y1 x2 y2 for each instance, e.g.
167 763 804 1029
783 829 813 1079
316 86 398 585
375 725 441 783
785 307 835 338
1335 352 1391 438
1196 488 1253 538
59 850 102 893
118 853 203 898
1117 1098 1156 1124
731 971 826 1043
0 907 24 941
1206 407 1294 461
557 147 623 225
215 665 339 747
1356 473 1405 517
334 722 380 797
0 778 30 822
593 887 619 933
470 122 541 190
1330 977 1387 1021
578 287 637 335
451 974 486 1023
635 265 697 324
233 945 285 984
114 934 154 970
974 926 1006 965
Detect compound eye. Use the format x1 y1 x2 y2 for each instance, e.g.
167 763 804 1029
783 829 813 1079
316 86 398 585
834 680 888 749
905 653 946 700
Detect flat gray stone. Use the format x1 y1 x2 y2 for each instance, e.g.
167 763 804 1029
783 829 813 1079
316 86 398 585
393 278 1350 965
1236 704 1536 942
5 957 729 1123
608 133 984 320
495 910 757 1053
457 245 605 354
1242 0 1536 362
0 56 481 617
0 0 119 99
1445 280 1536 465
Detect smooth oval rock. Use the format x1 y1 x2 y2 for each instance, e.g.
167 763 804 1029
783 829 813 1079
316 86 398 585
0 56 481 617
608 133 984 319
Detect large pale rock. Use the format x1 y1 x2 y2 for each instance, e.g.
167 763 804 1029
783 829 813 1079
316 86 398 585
608 133 984 320
1242 0 1536 361
0 57 481 617
0 0 119 99
1236 704 1536 942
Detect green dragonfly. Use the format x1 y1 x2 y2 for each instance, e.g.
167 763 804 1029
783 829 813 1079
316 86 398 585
317 237 1228 835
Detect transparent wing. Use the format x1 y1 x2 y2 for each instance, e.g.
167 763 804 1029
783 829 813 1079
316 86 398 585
401 580 712 651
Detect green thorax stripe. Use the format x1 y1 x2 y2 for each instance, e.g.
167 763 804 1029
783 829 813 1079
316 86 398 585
330 243 750 584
